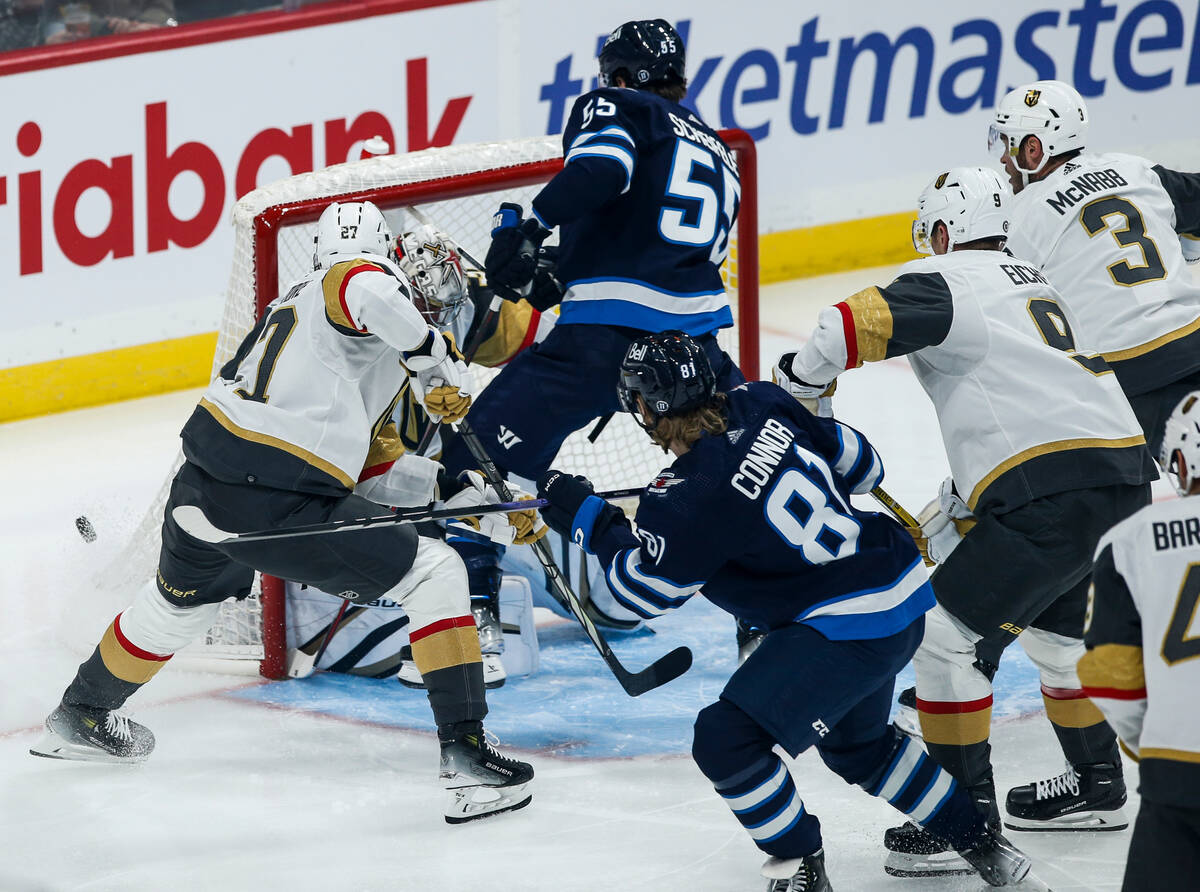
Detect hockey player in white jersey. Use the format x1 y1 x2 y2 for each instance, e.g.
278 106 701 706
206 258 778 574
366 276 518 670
30 201 538 824
1079 392 1200 891
990 79 1200 456
774 167 1157 874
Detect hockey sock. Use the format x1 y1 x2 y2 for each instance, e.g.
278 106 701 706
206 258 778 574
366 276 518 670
918 691 995 789
692 699 821 858
864 731 985 850
63 613 172 711
408 615 487 727
1042 685 1120 766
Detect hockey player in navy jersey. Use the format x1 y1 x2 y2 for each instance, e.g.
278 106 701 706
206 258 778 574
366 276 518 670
537 332 1036 890
436 19 745 636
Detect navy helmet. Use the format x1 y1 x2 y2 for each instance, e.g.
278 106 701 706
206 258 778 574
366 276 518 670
618 331 716 430
598 19 685 89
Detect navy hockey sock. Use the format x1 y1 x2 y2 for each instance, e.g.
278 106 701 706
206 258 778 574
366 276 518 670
712 753 821 858
865 733 984 850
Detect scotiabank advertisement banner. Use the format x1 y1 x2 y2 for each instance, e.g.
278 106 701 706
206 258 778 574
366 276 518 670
2 0 1199 375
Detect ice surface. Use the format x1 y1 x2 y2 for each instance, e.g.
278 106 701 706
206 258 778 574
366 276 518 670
1 266 1154 891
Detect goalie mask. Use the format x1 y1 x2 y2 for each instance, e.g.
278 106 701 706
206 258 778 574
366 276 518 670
912 167 1010 255
1161 392 1200 495
599 19 685 89
618 331 716 432
313 200 394 269
989 80 1089 186
395 224 467 326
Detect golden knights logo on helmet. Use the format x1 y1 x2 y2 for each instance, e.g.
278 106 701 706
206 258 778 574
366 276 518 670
1024 88 1042 107
934 172 948 189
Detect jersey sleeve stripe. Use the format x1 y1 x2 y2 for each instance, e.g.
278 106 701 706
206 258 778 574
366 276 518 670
838 286 894 365
322 259 384 335
623 549 706 598
569 125 636 150
565 144 635 192
835 302 859 369
605 549 696 618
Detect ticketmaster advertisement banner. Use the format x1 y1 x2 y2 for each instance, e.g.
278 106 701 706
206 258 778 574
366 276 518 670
0 0 1197 393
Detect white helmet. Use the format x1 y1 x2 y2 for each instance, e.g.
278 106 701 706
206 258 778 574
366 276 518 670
1161 392 1200 494
989 80 1089 183
313 200 394 269
395 224 468 325
912 167 1010 255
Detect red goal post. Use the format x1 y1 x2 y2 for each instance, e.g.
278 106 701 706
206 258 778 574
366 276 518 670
112 130 758 679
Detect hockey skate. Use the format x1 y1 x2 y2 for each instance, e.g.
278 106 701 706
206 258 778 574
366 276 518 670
884 784 1000 878
439 723 533 824
892 686 922 739
29 701 155 764
1004 761 1128 831
886 822 1030 886
761 849 832 891
958 824 1033 886
736 618 765 665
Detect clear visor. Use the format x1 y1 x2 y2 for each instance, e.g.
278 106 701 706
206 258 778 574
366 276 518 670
911 217 933 255
987 124 1015 161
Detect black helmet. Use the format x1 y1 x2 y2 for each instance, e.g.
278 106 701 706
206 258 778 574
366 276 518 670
618 331 716 430
598 19 685 89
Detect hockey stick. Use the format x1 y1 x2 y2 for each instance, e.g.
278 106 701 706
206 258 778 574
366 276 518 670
285 601 367 679
870 486 921 530
172 490 642 546
453 418 692 697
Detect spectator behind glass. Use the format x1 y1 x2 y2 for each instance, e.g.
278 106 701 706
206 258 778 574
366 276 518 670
43 0 175 43
0 0 48 52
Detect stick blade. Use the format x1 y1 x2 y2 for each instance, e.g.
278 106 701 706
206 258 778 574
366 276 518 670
617 646 693 697
170 505 227 544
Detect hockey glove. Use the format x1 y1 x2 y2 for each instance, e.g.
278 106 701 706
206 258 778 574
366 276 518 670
527 246 564 312
537 469 627 552
485 203 551 300
772 353 836 417
912 477 978 565
403 329 474 424
442 471 548 546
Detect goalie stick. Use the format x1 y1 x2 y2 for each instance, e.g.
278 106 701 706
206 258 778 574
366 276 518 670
171 489 642 546
285 601 367 679
453 418 693 697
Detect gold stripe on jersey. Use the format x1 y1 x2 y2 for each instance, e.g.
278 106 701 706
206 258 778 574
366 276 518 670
967 435 1147 511
1140 747 1200 764
1100 314 1200 363
197 398 355 489
322 259 383 335
472 300 537 368
1119 739 1140 762
363 421 406 473
1077 643 1146 693
843 286 893 364
918 706 992 746
1042 693 1106 729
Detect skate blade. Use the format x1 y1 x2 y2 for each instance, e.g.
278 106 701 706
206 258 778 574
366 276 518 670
1004 806 1128 832
444 783 531 824
28 730 148 765
883 849 975 878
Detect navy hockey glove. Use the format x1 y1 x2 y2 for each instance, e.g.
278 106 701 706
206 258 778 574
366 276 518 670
527 245 563 312
537 469 628 552
486 203 551 300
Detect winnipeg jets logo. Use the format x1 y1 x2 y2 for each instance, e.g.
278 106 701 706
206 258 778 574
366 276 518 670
647 471 685 495
497 426 523 449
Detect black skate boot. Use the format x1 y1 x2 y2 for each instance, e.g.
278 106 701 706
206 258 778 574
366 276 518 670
893 686 921 739
439 721 533 824
29 701 155 764
761 849 832 891
1004 761 1128 831
957 824 1033 886
884 782 999 878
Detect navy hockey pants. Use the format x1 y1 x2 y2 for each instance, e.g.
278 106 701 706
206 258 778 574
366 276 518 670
691 618 982 859
438 322 744 481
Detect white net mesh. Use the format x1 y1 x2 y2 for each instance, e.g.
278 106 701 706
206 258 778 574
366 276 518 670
99 136 747 671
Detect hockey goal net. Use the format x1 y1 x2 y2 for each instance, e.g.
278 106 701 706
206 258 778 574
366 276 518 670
101 132 759 678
